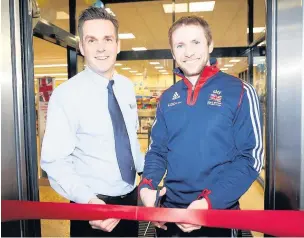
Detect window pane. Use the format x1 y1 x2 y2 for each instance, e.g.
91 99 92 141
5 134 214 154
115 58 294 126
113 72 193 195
176 0 248 47
37 0 70 32
76 0 172 50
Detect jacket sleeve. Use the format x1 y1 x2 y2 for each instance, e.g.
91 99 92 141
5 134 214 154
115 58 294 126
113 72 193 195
40 91 97 204
139 101 168 190
201 83 264 209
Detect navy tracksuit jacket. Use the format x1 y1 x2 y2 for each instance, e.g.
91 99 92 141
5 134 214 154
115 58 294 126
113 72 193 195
139 59 264 209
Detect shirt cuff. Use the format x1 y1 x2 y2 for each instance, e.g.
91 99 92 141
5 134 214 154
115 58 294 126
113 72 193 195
197 189 212 209
72 186 97 204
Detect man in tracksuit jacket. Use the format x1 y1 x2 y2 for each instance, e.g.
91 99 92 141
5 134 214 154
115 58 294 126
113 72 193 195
139 16 264 237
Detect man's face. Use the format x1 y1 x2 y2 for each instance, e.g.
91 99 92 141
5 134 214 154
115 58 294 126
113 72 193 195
171 24 213 80
79 19 120 79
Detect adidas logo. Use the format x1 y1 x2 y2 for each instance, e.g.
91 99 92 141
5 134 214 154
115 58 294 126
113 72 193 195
172 92 180 100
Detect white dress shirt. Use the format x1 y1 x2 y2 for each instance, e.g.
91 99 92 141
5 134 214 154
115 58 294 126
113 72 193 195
40 66 145 204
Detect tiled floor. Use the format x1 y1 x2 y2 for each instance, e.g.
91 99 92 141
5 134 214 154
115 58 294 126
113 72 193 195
39 180 264 237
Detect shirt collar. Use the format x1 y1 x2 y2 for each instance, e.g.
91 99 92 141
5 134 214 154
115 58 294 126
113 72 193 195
85 66 118 88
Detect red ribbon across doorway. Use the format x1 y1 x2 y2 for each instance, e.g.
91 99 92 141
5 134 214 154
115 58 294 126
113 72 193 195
2 200 304 237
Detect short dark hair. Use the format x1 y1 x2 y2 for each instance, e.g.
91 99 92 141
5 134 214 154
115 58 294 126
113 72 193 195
78 7 119 41
168 16 212 47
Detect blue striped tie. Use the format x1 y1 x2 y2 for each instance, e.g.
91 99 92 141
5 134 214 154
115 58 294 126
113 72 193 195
107 80 136 185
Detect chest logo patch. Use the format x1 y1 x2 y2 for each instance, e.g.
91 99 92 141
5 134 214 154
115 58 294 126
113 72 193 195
207 90 222 107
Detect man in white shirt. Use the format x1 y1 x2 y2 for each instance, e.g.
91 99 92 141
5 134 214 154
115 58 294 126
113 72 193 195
40 6 144 237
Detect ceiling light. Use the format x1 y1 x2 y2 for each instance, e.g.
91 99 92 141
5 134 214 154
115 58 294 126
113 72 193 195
132 47 147 51
189 1 215 12
155 66 164 69
35 73 68 77
136 73 143 76
161 72 169 75
56 11 69 20
229 59 241 63
129 71 138 73
119 33 135 39
121 67 131 70
105 8 116 16
247 27 266 33
163 3 188 13
34 64 67 68
253 64 258 66
224 64 234 67
115 63 122 66
220 68 228 71
149 62 160 65
159 70 167 72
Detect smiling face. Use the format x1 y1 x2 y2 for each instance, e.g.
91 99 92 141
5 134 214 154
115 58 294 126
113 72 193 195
171 24 213 83
79 19 120 79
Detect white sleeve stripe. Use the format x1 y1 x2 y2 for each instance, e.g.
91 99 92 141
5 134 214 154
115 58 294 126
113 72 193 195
244 83 264 172
248 83 264 172
147 118 157 152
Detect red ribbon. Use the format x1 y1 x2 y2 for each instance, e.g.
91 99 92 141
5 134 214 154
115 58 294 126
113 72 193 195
2 200 304 237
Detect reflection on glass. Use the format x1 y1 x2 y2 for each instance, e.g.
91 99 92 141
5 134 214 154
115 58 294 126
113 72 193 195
33 37 68 179
176 0 247 47
37 0 70 31
76 0 172 50
253 56 266 181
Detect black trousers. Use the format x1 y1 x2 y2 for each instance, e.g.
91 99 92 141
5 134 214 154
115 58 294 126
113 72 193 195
70 188 138 237
156 222 233 237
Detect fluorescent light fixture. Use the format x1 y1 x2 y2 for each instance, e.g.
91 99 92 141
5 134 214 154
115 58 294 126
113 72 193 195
121 67 131 70
220 68 228 71
189 1 215 12
115 63 122 66
149 62 160 65
247 27 266 33
129 70 138 73
163 3 188 13
159 70 167 72
224 64 234 67
34 64 68 68
136 73 143 76
132 47 147 51
105 8 116 16
119 33 135 39
161 72 169 75
155 66 164 69
229 59 241 63
35 73 68 77
56 11 69 20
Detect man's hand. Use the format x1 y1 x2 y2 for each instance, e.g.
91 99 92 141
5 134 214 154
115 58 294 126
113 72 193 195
88 198 120 232
176 199 208 233
140 187 167 230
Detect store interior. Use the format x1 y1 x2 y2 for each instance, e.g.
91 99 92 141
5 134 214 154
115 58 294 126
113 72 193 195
32 0 266 236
